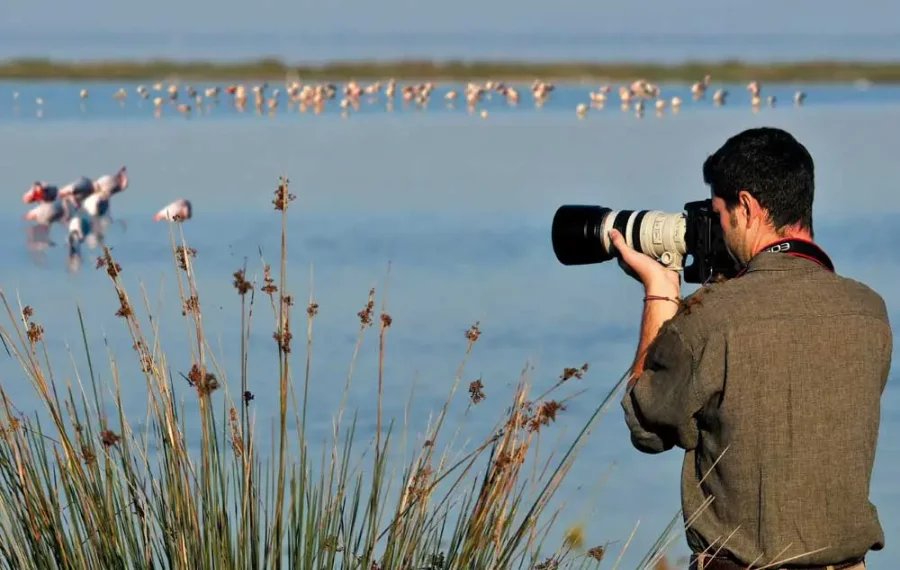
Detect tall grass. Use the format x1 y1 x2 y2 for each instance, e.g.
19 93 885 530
0 177 678 570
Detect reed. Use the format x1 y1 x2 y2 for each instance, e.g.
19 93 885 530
0 176 681 570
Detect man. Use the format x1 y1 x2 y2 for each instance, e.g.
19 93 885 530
614 127 891 570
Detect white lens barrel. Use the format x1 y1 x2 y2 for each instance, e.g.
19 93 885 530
600 209 689 270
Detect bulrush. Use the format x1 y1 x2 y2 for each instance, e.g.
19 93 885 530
0 174 665 570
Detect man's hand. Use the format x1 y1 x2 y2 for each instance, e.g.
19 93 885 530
609 229 681 297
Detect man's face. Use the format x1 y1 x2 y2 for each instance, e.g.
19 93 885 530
711 195 747 265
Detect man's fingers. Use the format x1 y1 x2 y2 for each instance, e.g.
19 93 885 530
608 229 624 253
609 229 633 260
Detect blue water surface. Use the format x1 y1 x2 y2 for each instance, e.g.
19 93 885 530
0 80 897 569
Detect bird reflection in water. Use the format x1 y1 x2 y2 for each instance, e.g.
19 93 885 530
25 224 56 267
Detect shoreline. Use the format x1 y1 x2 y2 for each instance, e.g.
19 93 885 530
0 57 898 83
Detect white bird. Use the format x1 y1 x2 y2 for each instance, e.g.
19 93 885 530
66 213 95 273
153 199 193 222
23 197 77 253
24 200 74 226
93 166 128 196
82 191 111 218
67 213 92 255
713 89 728 106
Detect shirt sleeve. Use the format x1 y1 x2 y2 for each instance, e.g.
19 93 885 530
621 322 721 454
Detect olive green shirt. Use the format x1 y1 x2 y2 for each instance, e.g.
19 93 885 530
621 251 892 567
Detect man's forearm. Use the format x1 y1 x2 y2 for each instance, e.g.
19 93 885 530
628 296 680 385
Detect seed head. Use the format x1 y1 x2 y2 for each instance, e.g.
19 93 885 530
358 288 375 327
587 546 606 562
261 265 277 296
99 430 121 448
527 400 566 433
407 464 433 501
23 307 44 345
272 176 296 211
465 322 481 343
468 379 485 404
131 339 154 372
186 363 219 397
560 363 589 383
274 326 293 353
96 248 122 279
115 290 132 319
182 295 200 316
233 269 253 296
174 246 197 271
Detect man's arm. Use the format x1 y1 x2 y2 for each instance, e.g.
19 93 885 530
607 228 718 453
628 296 680 385
621 313 694 453
622 315 727 455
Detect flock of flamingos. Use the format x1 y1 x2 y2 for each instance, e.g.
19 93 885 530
21 167 191 273
15 73 807 119
15 72 805 273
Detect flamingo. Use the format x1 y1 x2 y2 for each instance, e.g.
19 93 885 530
65 212 94 273
54 176 95 206
93 166 128 196
23 182 60 204
153 199 193 222
24 200 75 225
24 199 77 252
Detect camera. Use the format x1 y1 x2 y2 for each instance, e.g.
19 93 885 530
551 199 741 285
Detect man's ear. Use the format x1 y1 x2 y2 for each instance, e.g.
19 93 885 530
737 190 761 228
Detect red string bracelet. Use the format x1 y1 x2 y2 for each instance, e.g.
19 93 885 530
643 295 681 306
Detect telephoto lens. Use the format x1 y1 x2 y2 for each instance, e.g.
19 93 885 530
551 205 688 269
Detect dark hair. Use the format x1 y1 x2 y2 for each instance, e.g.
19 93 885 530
702 127 814 233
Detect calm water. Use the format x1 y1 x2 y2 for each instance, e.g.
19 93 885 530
1 80 899 125
0 81 898 568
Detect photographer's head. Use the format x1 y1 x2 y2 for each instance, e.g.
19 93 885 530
703 127 815 265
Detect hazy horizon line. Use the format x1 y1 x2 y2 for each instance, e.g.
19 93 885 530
5 30 900 39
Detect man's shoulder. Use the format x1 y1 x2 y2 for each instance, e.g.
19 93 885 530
655 279 736 352
668 270 891 348
678 276 749 316
830 273 891 318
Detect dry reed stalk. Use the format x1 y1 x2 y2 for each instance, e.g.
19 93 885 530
0 175 684 570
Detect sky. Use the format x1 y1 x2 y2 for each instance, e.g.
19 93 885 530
2 0 900 36
4 1 900 62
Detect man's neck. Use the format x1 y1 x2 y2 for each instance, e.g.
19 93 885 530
750 227 814 258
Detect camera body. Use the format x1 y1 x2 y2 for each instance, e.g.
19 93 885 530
551 199 741 285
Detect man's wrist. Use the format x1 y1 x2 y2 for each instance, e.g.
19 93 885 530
643 273 681 299
644 286 680 300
